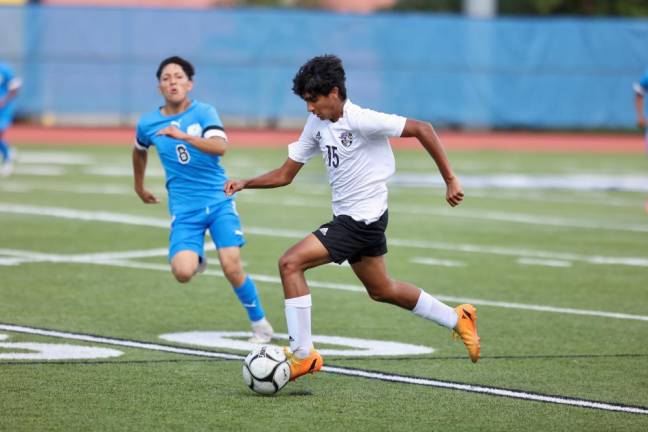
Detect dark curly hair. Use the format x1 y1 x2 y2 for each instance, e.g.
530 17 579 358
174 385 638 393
156 56 195 81
292 54 347 100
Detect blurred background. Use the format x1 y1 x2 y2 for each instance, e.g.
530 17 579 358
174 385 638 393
1 0 648 130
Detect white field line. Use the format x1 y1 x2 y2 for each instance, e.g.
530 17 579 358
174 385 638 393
239 195 648 233
0 183 139 196
517 258 573 268
3 175 648 232
16 152 96 165
13 166 66 176
389 173 648 193
84 166 165 177
1 323 646 415
2 202 648 268
1 248 647 322
410 257 465 267
0 324 240 360
7 159 646 207
294 183 644 209
458 189 643 209
324 367 648 415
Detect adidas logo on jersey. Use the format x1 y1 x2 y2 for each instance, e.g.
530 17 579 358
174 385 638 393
319 228 328 236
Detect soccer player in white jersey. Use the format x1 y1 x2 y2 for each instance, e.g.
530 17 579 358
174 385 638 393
225 55 480 381
132 56 273 343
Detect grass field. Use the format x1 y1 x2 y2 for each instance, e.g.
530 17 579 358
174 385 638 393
1 143 648 431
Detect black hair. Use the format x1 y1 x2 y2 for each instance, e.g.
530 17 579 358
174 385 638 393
292 54 347 100
156 56 195 81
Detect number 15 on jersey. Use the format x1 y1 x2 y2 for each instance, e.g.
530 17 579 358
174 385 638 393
326 145 339 168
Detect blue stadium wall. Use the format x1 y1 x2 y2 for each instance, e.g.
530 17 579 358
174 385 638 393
1 5 648 128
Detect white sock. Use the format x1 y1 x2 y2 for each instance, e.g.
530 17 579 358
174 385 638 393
284 294 313 359
412 290 458 329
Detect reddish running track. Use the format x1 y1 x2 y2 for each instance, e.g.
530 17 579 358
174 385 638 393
6 125 646 153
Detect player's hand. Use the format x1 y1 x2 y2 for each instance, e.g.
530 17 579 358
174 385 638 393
224 179 246 196
638 117 647 129
156 126 188 140
445 176 464 207
135 187 160 204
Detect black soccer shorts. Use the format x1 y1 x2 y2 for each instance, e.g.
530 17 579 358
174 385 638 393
312 210 388 264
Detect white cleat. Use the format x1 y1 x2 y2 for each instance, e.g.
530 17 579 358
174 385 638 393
248 318 274 344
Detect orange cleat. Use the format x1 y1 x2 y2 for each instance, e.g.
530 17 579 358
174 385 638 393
452 304 481 363
284 347 323 381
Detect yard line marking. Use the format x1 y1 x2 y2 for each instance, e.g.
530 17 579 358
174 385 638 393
13 166 66 176
8 168 638 208
16 151 95 165
0 181 165 196
4 178 640 209
85 166 165 177
1 248 647 322
431 295 648 322
325 366 648 415
0 323 240 360
2 203 648 268
411 257 465 267
389 173 648 193
1 323 646 415
239 195 648 233
517 258 573 267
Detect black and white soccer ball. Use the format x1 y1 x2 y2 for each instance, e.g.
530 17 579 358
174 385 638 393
242 345 290 395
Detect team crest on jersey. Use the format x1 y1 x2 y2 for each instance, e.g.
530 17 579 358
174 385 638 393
339 131 353 147
315 131 322 142
187 123 202 137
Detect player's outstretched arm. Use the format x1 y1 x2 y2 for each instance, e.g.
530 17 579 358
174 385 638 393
401 119 464 207
224 157 303 196
132 147 160 204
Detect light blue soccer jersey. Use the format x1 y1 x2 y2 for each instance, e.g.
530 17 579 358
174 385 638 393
135 100 230 215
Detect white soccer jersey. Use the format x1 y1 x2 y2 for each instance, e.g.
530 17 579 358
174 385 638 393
288 100 406 223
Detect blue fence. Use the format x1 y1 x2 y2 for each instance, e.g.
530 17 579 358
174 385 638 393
1 5 648 128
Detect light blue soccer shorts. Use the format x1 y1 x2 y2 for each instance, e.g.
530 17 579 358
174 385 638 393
168 199 246 261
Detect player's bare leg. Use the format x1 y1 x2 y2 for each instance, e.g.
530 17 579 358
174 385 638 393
351 255 480 362
278 234 332 298
170 250 201 283
277 234 329 380
350 255 420 308
219 246 273 343
218 246 246 287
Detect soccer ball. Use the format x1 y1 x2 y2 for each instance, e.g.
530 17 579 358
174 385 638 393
242 345 291 395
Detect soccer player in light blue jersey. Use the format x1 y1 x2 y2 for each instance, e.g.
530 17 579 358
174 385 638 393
0 61 22 177
132 56 273 343
633 68 648 212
